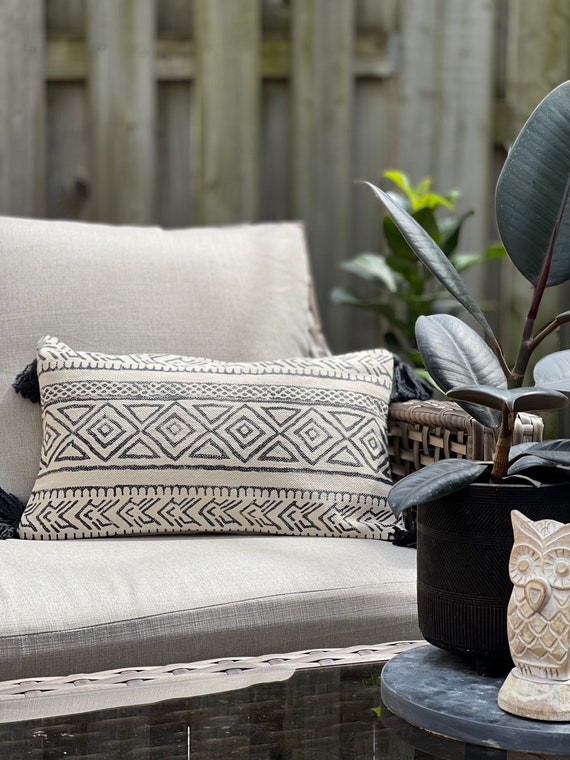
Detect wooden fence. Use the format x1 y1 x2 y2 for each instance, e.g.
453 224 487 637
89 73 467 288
1 0 570 355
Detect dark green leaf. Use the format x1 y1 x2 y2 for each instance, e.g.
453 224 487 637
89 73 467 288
507 456 561 476
330 288 406 326
388 459 488 516
447 385 568 413
340 253 400 291
534 349 570 391
496 80 570 287
449 244 506 273
361 181 498 344
384 210 442 264
412 208 440 243
438 210 474 256
415 314 505 427
509 442 536 459
514 439 570 467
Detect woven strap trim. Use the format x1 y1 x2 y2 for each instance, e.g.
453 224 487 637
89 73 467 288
0 641 425 699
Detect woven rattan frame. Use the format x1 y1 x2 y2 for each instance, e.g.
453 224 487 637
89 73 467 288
388 399 543 480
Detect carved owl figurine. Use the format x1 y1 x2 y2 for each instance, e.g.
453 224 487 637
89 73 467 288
507 510 570 681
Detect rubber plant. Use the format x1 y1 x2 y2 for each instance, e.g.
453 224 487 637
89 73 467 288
362 80 570 518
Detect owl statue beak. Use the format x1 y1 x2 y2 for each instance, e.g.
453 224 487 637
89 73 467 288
524 577 551 612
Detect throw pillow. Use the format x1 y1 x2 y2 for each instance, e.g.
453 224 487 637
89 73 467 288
19 337 397 541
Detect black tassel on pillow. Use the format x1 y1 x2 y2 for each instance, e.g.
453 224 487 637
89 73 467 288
0 489 25 539
12 359 40 403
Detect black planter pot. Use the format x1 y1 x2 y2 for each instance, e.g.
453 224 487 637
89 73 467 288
416 480 570 676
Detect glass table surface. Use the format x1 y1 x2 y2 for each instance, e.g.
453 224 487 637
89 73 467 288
0 655 560 760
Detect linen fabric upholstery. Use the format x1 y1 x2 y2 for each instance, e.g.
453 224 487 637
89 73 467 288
0 534 420 681
0 216 325 504
19 337 396 541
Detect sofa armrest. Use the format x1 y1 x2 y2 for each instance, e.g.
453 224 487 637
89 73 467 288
388 398 544 481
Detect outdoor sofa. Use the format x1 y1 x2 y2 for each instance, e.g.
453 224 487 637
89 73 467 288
0 216 541 685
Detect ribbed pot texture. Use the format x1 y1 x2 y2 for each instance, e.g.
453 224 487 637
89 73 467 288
416 481 570 676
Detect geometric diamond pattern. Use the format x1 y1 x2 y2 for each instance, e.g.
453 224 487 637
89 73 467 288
19 336 398 541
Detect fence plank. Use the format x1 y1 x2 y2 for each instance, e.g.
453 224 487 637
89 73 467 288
157 0 192 35
291 0 355 352
260 82 290 221
46 84 90 221
506 0 570 135
192 0 260 225
86 0 155 223
0 0 45 217
400 0 495 255
46 0 85 33
157 83 192 228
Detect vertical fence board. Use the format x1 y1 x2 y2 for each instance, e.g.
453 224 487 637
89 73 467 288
157 83 192 228
291 0 355 352
0 0 45 217
349 78 399 351
192 0 260 225
506 0 570 135
260 82 290 221
87 0 155 223
156 0 192 229
46 0 85 33
401 0 495 254
46 84 90 220
157 0 192 35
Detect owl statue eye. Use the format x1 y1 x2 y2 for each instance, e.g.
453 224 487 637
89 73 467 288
544 549 570 589
509 544 540 585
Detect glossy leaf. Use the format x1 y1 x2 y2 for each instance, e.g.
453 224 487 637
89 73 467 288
450 243 506 273
507 456 560 476
362 181 498 344
383 208 441 264
438 210 474 257
534 348 570 391
447 385 568 413
511 439 570 468
509 442 536 459
339 253 399 291
496 81 570 287
415 314 505 427
388 459 488 517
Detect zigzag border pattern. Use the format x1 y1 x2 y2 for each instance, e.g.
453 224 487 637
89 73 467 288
21 483 396 541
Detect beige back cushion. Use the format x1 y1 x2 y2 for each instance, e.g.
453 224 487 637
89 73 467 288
0 216 326 501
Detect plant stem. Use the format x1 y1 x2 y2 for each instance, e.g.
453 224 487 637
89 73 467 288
529 313 570 354
491 411 515 481
510 175 570 387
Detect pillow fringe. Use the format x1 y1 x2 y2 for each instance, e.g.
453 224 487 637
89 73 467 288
13 359 40 404
0 489 25 539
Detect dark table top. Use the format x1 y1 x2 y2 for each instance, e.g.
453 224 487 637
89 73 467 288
0 646 562 760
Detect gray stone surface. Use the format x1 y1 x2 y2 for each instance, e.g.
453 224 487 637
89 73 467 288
381 644 570 754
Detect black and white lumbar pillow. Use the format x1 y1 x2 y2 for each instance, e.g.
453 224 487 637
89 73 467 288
19 336 397 540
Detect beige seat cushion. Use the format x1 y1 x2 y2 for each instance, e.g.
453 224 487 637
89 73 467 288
0 534 420 681
0 217 323 501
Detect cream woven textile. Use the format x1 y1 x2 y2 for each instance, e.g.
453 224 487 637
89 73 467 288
19 337 396 540
0 217 323 503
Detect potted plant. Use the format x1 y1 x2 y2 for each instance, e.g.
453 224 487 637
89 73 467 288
364 80 570 676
